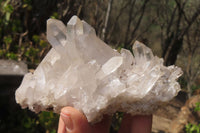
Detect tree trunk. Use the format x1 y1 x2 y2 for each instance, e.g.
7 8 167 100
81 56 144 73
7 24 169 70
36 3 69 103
162 35 183 66
101 0 113 41
187 81 192 98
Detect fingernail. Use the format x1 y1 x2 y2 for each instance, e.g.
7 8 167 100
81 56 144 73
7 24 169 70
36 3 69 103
60 112 73 131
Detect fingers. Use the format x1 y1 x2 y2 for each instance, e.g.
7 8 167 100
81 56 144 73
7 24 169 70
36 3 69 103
58 106 152 133
118 114 152 133
118 114 133 133
58 106 91 133
57 106 111 133
130 115 152 133
58 115 67 133
91 115 112 133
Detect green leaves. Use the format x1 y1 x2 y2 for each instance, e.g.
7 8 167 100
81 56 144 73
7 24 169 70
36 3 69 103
50 12 59 19
6 52 17 60
194 102 200 112
111 112 124 131
185 123 200 133
3 35 12 43
1 0 14 25
32 35 40 43
4 3 14 13
22 0 32 10
185 102 200 133
12 19 22 32
38 111 59 133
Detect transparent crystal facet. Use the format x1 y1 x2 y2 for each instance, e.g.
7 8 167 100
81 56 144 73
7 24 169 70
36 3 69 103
15 16 183 123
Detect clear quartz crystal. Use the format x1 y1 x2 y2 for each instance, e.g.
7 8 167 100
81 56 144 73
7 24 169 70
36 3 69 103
15 16 183 123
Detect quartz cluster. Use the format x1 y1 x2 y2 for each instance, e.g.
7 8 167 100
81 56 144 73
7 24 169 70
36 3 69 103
15 16 183 123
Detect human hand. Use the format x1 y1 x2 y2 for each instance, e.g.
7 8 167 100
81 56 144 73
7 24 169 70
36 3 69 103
58 107 152 133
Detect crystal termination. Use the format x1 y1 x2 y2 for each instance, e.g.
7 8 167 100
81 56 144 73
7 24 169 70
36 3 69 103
15 16 183 123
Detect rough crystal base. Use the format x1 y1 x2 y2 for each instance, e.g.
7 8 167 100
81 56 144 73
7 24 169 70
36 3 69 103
15 16 182 123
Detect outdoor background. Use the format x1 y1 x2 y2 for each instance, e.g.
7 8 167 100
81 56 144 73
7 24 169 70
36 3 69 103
0 0 200 133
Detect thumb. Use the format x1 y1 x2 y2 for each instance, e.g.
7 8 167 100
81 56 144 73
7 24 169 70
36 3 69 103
58 106 91 133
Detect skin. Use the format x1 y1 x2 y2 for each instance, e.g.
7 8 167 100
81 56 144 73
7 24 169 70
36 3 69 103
58 106 152 133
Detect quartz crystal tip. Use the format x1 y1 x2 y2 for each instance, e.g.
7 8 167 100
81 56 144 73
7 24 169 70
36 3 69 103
67 15 83 35
15 15 183 124
47 18 67 53
132 41 154 63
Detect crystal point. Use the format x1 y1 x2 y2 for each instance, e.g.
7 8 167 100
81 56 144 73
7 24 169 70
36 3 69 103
47 19 67 53
15 16 183 123
67 15 83 35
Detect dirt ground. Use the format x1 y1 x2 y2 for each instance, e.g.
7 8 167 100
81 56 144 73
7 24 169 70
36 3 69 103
152 91 187 133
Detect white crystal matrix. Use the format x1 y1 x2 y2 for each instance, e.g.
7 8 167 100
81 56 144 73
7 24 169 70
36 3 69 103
15 16 182 123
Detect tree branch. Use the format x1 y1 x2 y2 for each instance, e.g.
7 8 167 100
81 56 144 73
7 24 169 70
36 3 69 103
107 1 129 41
175 0 189 24
181 4 200 37
166 5 177 36
130 0 150 43
124 0 136 46
101 0 113 41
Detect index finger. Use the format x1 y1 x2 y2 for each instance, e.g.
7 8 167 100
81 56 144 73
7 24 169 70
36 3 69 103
118 114 152 133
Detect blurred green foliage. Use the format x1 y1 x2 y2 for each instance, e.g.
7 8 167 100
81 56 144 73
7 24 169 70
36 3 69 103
38 112 59 133
0 0 57 132
0 0 51 68
110 112 123 132
192 85 200 95
185 123 200 133
185 102 200 133
194 102 200 112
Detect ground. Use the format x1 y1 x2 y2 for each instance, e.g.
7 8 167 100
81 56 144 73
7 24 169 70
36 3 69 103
152 91 187 133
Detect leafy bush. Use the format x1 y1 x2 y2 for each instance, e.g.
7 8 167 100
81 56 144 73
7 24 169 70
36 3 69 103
0 0 51 68
0 1 58 132
185 102 200 133
185 123 200 133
